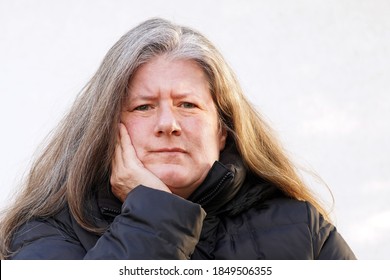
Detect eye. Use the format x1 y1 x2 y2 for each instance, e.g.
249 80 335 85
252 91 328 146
180 102 196 109
134 104 152 111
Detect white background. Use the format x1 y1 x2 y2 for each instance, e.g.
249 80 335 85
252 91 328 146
1 0 389 259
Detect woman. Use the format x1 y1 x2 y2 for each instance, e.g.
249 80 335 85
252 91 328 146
0 18 356 259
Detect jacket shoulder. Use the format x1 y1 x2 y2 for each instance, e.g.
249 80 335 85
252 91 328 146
256 197 355 259
214 197 356 259
302 201 356 259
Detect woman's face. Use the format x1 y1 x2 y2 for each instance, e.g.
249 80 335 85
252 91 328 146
121 56 226 198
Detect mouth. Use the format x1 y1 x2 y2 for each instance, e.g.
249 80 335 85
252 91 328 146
152 148 187 153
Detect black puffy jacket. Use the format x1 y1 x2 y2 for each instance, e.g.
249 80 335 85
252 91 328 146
9 144 356 260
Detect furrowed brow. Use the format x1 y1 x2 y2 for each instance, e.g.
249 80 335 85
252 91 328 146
128 92 157 103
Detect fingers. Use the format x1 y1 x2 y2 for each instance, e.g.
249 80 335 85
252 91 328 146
118 123 142 167
118 123 130 152
112 124 123 170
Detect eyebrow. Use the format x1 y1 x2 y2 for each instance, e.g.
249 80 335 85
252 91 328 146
130 93 155 100
127 91 157 103
128 90 198 102
171 91 197 99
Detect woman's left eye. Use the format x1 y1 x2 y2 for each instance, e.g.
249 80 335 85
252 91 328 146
180 102 196 109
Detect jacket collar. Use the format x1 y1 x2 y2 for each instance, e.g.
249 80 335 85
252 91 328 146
96 184 122 220
188 138 283 216
187 138 246 215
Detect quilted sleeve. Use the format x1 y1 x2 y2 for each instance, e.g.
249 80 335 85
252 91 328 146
10 186 205 259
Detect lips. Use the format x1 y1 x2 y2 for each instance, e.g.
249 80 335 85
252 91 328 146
152 148 186 153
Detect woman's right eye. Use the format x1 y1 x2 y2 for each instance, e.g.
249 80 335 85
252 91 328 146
134 104 151 111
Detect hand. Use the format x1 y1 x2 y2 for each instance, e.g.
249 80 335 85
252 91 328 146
110 123 171 202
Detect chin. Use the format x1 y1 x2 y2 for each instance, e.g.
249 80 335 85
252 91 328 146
146 163 205 197
155 171 196 195
149 165 189 186
159 173 189 189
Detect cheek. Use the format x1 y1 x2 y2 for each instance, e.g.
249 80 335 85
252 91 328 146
121 118 147 151
189 125 222 158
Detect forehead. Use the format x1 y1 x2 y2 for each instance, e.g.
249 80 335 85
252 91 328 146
128 56 210 96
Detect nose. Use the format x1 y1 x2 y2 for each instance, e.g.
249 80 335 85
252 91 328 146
154 105 181 136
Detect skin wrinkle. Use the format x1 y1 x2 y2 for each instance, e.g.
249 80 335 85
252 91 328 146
119 56 227 199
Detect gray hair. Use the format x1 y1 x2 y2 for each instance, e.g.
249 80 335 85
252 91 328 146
0 17 328 259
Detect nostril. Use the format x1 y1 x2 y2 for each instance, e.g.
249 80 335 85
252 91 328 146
155 123 181 136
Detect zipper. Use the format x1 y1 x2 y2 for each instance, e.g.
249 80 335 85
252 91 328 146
195 171 233 205
100 207 121 217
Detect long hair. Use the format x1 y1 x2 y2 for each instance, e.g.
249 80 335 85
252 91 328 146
0 18 329 258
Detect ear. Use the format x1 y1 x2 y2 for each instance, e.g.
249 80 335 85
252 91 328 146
218 126 227 151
